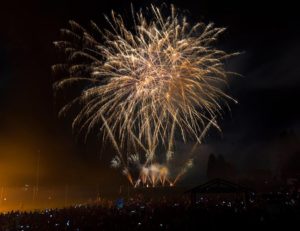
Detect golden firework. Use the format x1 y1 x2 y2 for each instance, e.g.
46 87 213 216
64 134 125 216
53 5 238 186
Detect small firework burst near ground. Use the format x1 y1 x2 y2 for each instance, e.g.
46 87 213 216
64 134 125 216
53 4 239 187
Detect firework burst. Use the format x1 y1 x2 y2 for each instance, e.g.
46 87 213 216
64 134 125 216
53 5 238 186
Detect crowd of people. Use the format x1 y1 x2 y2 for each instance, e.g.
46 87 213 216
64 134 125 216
0 191 300 230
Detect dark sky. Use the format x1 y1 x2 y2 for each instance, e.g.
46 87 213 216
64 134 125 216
0 0 300 197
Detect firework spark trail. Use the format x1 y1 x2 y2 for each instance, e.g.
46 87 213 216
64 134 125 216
100 113 134 185
173 118 216 184
53 4 238 186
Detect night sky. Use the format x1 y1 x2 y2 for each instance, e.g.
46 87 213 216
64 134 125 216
0 0 299 209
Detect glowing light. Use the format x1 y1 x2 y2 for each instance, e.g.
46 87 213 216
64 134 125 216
53 4 238 186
